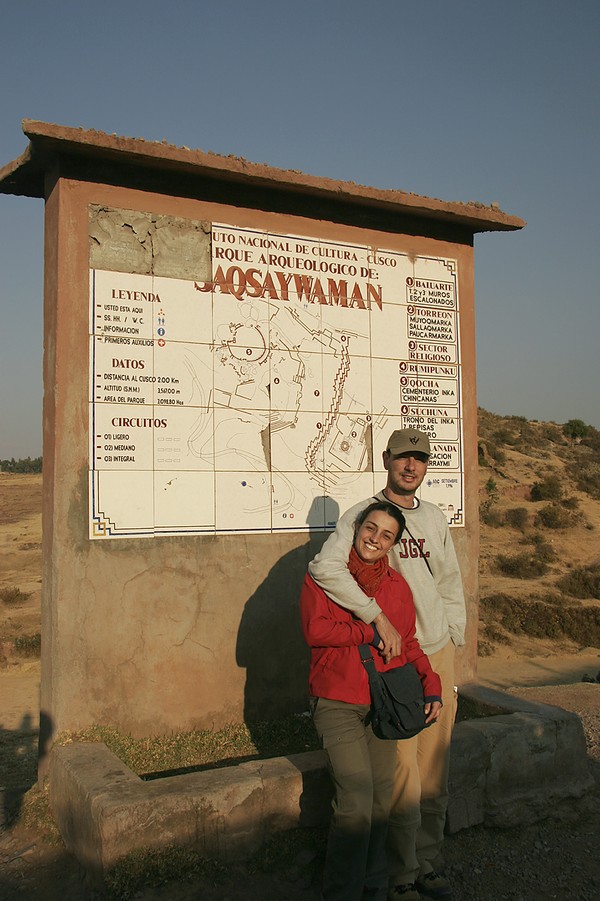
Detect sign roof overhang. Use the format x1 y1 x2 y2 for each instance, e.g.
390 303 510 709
0 120 525 240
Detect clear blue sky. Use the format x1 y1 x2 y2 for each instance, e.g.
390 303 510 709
1 0 599 458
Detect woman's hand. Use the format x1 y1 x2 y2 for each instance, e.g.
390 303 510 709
424 700 442 724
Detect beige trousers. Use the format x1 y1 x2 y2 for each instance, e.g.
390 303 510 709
386 640 457 885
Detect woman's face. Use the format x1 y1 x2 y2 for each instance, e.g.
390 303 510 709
354 509 400 563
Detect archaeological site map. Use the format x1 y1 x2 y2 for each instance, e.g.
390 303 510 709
89 224 463 538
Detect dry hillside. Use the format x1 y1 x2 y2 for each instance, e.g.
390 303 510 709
1 410 600 664
0 472 42 661
477 409 600 660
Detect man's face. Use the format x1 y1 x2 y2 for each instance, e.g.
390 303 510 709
383 450 429 496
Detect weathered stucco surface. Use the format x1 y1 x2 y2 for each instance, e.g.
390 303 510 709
89 205 211 278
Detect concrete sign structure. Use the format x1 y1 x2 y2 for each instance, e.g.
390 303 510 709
0 122 524 748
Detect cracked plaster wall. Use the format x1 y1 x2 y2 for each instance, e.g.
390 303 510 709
89 205 211 278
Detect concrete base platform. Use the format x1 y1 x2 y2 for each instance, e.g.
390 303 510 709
447 683 593 832
49 684 593 884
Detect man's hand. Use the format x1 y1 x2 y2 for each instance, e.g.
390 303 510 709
372 612 402 663
424 700 442 724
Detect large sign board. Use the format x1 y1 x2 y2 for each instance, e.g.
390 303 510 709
89 225 463 538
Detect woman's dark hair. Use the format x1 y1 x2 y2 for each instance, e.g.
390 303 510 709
353 501 405 543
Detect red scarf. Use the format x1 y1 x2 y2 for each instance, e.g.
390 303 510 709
348 545 389 595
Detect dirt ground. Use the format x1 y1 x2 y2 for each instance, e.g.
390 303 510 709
2 465 600 898
1 655 599 900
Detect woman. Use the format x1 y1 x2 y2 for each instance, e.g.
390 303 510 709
300 501 442 901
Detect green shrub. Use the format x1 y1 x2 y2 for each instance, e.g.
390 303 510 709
480 593 600 644
535 503 576 529
485 477 498 496
492 428 516 446
580 426 600 454
482 624 510 645
495 553 549 578
479 438 506 464
576 462 600 499
480 504 503 527
530 475 563 501
0 586 30 605
480 478 501 525
534 540 556 563
504 507 529 531
556 564 600 599
563 419 589 444
541 424 565 444
14 633 41 657
489 445 507 464
513 424 538 453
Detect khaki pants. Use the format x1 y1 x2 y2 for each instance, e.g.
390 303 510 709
386 640 457 885
313 696 398 901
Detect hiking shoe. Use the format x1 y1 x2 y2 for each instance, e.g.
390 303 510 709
414 870 452 898
387 885 420 900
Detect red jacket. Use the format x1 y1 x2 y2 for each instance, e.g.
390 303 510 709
300 569 442 705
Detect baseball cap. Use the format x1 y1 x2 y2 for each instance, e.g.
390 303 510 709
386 428 431 457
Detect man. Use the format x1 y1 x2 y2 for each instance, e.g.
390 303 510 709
308 428 466 900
